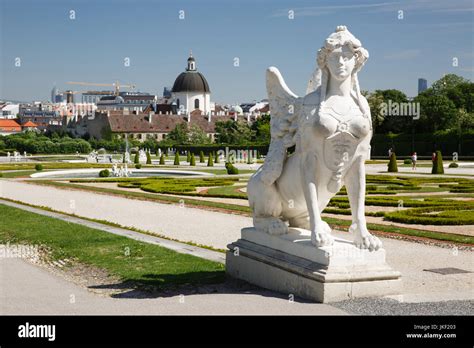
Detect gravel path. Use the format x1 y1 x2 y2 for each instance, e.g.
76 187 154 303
0 258 346 315
332 298 474 315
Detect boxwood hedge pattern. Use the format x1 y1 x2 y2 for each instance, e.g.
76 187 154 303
66 174 474 226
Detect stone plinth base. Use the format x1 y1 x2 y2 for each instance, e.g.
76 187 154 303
226 227 402 303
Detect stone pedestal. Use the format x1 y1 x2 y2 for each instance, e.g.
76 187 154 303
226 227 401 303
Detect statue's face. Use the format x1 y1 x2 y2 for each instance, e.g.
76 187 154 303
327 44 356 81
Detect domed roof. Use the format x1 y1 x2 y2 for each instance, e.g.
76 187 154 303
231 105 243 114
172 53 210 94
172 71 210 93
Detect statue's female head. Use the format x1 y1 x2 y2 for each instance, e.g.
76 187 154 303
317 26 368 79
310 26 370 118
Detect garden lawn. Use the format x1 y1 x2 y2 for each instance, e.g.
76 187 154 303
0 204 225 289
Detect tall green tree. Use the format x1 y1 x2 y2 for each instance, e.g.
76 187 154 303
188 124 212 144
251 114 271 143
363 91 385 131
430 74 468 95
415 91 458 132
215 120 255 144
168 123 189 144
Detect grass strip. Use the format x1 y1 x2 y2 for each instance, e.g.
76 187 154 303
0 203 225 290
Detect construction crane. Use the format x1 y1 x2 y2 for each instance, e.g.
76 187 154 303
64 90 81 103
67 81 136 96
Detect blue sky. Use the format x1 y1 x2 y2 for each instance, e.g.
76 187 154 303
1 0 473 103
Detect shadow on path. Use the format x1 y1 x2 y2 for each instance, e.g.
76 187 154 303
88 272 314 304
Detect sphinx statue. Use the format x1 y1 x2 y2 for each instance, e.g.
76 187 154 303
247 26 382 251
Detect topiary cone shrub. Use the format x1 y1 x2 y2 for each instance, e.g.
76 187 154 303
432 151 444 174
146 151 152 164
159 153 165 165
225 162 239 175
199 151 205 163
387 153 398 172
190 153 196 166
174 153 180 165
207 153 214 167
123 152 126 163
214 151 220 163
134 152 139 164
186 151 191 163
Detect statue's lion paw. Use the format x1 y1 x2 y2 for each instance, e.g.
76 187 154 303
311 231 334 247
321 221 332 234
354 234 382 251
267 218 288 236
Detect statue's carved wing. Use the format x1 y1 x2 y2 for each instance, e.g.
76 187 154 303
259 67 302 185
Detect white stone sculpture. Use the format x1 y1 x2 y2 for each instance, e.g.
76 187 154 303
112 163 118 176
138 149 147 164
248 26 381 251
87 150 98 163
227 26 400 303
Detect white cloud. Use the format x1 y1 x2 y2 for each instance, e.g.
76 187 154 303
270 0 474 18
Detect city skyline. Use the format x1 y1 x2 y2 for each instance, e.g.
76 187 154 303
1 0 473 104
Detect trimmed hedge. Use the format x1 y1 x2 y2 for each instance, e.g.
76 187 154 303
99 169 110 177
431 150 444 174
387 153 398 172
384 206 474 225
35 164 43 171
207 154 214 167
117 177 239 194
225 162 239 175
370 131 474 156
169 144 269 157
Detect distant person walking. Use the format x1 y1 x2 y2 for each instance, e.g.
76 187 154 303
388 147 393 158
411 152 417 170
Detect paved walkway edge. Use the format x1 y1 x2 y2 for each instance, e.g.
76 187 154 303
0 198 225 264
